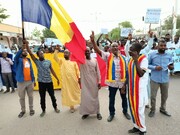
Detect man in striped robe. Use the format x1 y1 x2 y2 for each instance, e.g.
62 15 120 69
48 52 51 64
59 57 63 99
128 42 148 135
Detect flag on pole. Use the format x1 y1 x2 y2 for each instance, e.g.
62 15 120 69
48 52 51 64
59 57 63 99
21 0 86 64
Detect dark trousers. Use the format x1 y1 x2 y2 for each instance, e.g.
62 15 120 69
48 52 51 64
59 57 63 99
2 73 15 91
109 86 128 116
38 82 57 112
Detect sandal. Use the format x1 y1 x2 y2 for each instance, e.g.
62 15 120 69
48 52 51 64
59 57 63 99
30 110 35 116
18 112 25 118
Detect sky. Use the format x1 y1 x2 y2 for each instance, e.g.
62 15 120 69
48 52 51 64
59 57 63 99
0 0 179 39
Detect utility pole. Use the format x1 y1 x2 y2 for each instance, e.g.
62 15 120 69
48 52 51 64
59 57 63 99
91 12 101 34
172 0 178 39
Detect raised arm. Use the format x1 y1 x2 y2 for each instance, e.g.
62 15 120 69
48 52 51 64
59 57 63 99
96 33 103 46
105 34 112 44
90 31 102 56
142 31 154 53
14 43 26 65
53 46 62 65
25 40 37 63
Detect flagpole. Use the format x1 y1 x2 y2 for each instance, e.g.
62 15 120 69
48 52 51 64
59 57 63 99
21 0 25 40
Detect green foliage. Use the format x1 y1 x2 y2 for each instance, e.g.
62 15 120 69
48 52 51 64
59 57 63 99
108 21 133 41
42 28 56 38
109 27 120 41
31 27 41 39
0 5 9 23
163 15 180 30
176 29 180 36
119 21 133 28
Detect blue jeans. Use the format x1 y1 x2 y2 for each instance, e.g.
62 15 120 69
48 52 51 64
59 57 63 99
108 86 128 116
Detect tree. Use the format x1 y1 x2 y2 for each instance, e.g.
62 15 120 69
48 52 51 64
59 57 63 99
42 28 56 38
176 29 180 36
0 5 9 23
108 21 133 41
31 27 42 39
119 21 133 28
163 15 180 31
108 27 120 41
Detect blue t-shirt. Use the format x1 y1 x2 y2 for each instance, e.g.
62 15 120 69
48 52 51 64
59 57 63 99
35 59 52 83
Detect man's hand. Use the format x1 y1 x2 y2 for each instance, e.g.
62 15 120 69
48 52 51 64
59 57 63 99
130 51 138 62
90 31 95 43
168 63 174 70
34 82 36 87
98 83 101 90
155 66 163 71
22 39 29 49
121 85 126 94
57 79 60 86
149 31 153 38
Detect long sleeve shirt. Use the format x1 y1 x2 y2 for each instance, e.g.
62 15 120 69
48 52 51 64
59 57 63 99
148 51 173 83
0 57 13 73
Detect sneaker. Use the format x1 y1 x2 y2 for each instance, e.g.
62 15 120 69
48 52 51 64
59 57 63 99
55 108 60 113
128 127 140 133
18 112 25 118
148 111 155 117
40 111 46 117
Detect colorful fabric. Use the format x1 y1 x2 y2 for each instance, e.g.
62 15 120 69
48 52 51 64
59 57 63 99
128 54 146 128
106 53 126 82
21 0 86 64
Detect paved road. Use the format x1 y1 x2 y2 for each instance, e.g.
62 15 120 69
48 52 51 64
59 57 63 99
0 76 180 135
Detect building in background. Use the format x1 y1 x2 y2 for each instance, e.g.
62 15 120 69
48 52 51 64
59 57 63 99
0 23 22 48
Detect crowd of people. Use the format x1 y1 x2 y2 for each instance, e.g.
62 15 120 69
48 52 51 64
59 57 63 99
0 30 180 135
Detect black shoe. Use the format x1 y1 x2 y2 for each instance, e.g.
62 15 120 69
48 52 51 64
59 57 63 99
55 108 60 113
107 115 114 122
18 112 25 118
30 110 35 116
82 115 89 120
97 113 102 120
160 110 171 117
128 127 140 133
40 111 46 117
145 105 149 108
123 112 131 120
139 131 146 135
148 111 155 117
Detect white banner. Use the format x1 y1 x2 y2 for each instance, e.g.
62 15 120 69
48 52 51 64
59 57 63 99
145 8 161 24
120 28 133 37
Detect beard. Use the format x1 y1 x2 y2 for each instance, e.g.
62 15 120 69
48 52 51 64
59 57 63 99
22 54 27 57
158 49 165 53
